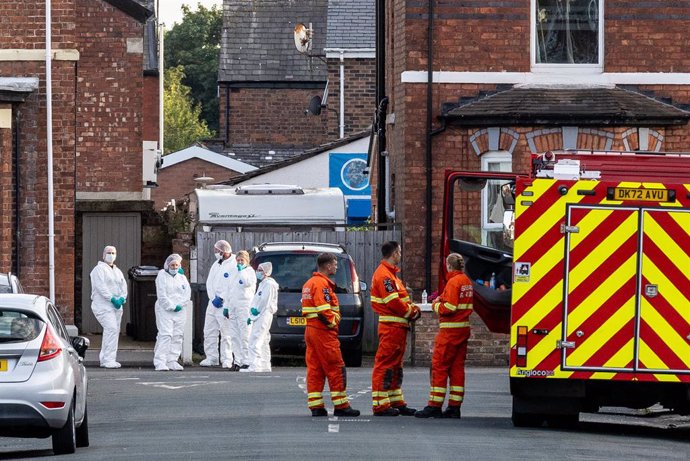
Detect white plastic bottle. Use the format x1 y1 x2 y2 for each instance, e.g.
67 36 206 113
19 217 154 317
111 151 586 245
421 289 428 304
490 273 496 289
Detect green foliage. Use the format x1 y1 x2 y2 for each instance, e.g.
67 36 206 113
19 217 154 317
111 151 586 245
164 66 212 154
164 4 222 134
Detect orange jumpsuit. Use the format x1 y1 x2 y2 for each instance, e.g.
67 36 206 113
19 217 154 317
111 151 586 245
301 272 350 411
370 260 420 413
427 270 473 408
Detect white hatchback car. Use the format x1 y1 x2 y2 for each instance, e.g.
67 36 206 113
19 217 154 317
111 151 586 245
0 294 89 455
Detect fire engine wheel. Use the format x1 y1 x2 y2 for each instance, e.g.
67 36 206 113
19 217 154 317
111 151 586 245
511 409 544 428
544 413 579 429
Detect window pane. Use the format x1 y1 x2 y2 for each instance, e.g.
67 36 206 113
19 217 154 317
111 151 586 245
253 254 352 294
0 310 43 343
536 0 599 64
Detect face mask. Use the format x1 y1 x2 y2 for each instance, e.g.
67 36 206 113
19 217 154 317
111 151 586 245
168 268 178 276
105 254 116 264
237 264 245 271
214 252 223 260
256 272 264 281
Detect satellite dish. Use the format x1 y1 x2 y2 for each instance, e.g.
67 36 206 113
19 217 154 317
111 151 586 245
307 95 322 115
294 23 312 54
194 176 215 189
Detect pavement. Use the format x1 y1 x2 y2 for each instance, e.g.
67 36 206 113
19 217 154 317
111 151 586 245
84 334 156 368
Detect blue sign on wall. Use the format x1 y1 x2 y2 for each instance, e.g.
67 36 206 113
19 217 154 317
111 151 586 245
329 153 371 223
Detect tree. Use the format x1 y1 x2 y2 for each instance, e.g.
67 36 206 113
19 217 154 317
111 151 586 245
164 4 222 134
164 66 212 154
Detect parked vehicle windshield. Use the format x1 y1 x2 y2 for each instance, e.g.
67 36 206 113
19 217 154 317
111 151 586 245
253 253 353 294
0 310 43 343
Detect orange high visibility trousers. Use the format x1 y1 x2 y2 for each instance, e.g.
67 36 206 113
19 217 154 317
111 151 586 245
371 324 408 412
305 326 350 410
427 327 470 407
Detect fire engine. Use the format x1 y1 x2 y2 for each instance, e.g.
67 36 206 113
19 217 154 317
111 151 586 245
440 150 690 427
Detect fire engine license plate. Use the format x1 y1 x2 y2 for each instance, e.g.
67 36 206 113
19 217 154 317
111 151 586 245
0 359 7 372
288 317 307 326
608 187 673 202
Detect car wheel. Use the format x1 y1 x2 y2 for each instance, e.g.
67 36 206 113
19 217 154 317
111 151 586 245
76 401 89 448
52 399 76 455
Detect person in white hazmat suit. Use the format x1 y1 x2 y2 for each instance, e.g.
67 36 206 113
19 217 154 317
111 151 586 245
153 254 192 371
89 245 128 369
200 240 237 368
222 250 256 371
241 262 279 372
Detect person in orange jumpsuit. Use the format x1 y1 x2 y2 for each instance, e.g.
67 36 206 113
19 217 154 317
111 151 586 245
370 241 421 416
415 253 473 419
302 252 360 417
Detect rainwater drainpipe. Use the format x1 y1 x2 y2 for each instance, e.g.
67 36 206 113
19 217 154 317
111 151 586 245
13 109 20 276
158 21 165 156
339 50 345 139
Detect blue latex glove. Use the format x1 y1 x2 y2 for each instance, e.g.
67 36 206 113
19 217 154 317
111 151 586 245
178 267 185 275
110 296 122 309
223 308 229 319
250 307 260 316
174 305 182 312
211 296 223 308
247 318 252 325
118 297 126 306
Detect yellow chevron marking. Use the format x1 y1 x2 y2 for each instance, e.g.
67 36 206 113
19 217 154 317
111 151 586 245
589 338 636 379
512 279 563 328
639 296 690 369
644 211 690 271
566 299 634 368
638 340 682 382
512 240 564 306
669 209 690 232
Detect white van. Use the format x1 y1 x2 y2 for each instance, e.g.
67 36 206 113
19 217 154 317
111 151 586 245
189 184 347 230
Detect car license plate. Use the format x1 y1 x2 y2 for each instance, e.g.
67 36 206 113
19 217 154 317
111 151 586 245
608 187 673 202
0 359 7 372
288 317 307 326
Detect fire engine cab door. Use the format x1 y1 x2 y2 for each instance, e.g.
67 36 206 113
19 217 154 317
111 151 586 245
562 206 639 371
637 209 690 373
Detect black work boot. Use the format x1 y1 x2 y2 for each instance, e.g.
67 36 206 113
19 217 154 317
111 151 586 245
311 408 328 417
373 407 400 417
414 406 442 418
394 405 417 416
442 406 461 419
334 406 360 417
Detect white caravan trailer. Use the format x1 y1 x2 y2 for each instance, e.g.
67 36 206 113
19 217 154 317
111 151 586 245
189 184 347 231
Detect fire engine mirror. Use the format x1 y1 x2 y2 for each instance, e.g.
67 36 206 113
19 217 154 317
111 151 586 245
501 183 515 208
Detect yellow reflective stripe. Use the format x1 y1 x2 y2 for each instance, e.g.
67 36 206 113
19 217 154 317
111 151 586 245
371 391 388 397
432 302 440 314
371 292 401 304
332 397 349 405
429 395 445 403
332 307 340 313
372 399 390 407
389 389 402 396
457 303 472 310
378 315 409 324
449 386 464 392
330 391 347 397
308 399 325 407
439 321 470 328
308 392 323 398
430 387 447 393
302 306 330 314
448 395 464 402
443 302 458 312
305 313 318 319
389 395 404 403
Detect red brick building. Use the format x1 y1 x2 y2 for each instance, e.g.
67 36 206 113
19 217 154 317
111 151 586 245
375 1 690 365
0 0 164 328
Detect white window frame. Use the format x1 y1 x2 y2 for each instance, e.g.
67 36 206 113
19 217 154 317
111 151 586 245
481 151 512 247
531 0 605 73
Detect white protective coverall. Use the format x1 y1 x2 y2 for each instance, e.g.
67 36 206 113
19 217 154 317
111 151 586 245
202 253 237 366
245 263 279 372
89 249 127 368
153 255 192 371
224 264 256 367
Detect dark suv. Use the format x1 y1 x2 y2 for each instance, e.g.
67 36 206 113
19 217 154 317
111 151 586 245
251 242 365 367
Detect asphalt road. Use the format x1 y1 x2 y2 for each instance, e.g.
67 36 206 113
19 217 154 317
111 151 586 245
1 366 689 460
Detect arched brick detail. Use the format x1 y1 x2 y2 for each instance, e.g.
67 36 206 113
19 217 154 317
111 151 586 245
470 127 520 156
578 128 614 150
622 127 664 152
525 128 562 153
469 128 489 156
499 128 519 154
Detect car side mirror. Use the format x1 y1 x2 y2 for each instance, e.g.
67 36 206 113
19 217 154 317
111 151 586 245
71 336 90 359
360 281 367 291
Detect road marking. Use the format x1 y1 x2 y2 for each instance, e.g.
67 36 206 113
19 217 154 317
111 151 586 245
328 424 339 433
138 381 224 390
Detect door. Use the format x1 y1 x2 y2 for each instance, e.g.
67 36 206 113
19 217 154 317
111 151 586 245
81 214 141 334
637 209 690 373
562 205 639 371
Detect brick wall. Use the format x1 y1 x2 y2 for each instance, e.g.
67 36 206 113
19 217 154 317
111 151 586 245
142 75 159 141
326 57 376 138
220 85 330 147
0 119 12 272
383 1 690 365
75 0 144 193
152 158 243 210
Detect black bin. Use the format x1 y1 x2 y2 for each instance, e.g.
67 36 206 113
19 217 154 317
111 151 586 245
191 283 209 354
127 266 160 341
